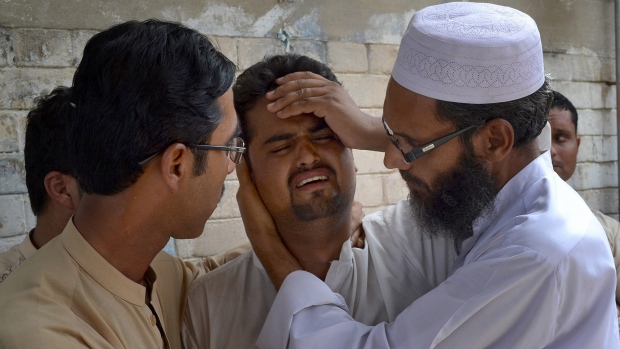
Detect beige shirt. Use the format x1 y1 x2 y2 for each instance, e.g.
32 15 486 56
183 201 458 349
0 232 37 284
593 210 620 304
0 220 202 349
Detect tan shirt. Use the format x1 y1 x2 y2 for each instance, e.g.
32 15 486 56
592 210 620 305
0 232 37 284
0 220 201 349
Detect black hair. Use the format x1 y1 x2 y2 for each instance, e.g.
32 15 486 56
233 54 340 145
70 19 235 195
24 86 75 216
550 90 578 133
435 78 552 148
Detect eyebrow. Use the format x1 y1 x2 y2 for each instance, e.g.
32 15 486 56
309 122 329 134
392 129 421 145
263 133 294 146
384 117 421 144
262 122 331 146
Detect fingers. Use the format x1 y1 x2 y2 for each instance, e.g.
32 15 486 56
351 200 365 223
266 74 341 118
350 227 366 249
235 160 252 186
235 161 266 220
349 200 366 248
271 71 331 90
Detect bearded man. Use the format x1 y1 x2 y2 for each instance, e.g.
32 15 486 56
236 2 620 348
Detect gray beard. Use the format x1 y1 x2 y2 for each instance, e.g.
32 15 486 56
404 149 497 242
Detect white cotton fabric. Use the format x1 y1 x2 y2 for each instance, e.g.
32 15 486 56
392 2 545 104
182 202 458 349
536 121 551 152
256 152 620 349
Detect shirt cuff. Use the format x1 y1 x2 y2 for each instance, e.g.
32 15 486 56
256 270 348 349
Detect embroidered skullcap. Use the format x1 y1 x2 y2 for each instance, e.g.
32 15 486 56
392 2 544 104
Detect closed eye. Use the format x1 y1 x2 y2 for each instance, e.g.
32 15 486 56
269 144 291 155
312 134 337 143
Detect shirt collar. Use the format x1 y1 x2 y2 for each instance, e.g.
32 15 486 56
60 218 150 305
17 229 38 260
453 151 553 269
251 239 355 272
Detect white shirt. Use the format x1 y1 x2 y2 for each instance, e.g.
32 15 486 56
182 205 457 349
257 152 620 349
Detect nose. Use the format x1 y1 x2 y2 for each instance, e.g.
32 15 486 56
296 140 320 167
550 144 558 158
384 143 411 171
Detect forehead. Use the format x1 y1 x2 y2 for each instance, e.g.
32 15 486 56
246 97 327 142
383 78 445 135
548 108 575 131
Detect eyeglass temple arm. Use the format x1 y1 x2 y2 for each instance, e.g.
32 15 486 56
409 124 479 161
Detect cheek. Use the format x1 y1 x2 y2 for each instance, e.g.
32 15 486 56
252 158 291 197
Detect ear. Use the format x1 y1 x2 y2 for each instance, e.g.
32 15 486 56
43 172 81 212
472 118 514 163
576 135 581 149
159 143 193 192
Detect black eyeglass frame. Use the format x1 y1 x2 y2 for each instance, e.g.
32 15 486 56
382 117 479 163
138 137 246 166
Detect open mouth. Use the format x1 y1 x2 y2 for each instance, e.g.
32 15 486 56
296 175 329 188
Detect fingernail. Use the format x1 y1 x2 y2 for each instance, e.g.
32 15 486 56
267 102 274 109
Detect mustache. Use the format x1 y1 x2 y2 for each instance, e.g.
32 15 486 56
399 170 431 192
288 163 337 188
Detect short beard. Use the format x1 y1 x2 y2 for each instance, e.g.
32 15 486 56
291 191 345 222
288 164 348 222
404 148 497 241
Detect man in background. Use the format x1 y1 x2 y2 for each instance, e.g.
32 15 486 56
548 90 620 315
0 86 80 283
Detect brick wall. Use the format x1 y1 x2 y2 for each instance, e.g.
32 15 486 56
0 24 617 256
546 54 619 219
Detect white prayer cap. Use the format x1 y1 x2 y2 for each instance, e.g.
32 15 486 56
392 2 544 104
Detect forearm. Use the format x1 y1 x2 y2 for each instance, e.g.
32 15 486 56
353 114 389 152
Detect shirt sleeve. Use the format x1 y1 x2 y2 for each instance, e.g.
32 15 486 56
257 247 560 349
195 242 251 273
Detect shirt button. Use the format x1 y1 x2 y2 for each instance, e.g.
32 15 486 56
150 315 157 326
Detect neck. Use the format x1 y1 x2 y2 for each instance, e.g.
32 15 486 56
73 189 170 283
31 205 73 249
275 210 351 280
492 146 540 191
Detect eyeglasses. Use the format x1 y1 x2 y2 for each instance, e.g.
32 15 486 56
382 117 478 163
138 137 246 166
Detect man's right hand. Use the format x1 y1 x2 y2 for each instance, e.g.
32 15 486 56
265 71 389 152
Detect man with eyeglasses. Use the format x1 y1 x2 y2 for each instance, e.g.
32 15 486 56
0 20 241 349
237 3 619 348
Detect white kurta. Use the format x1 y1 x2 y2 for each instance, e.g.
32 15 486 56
257 152 620 349
182 206 457 349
